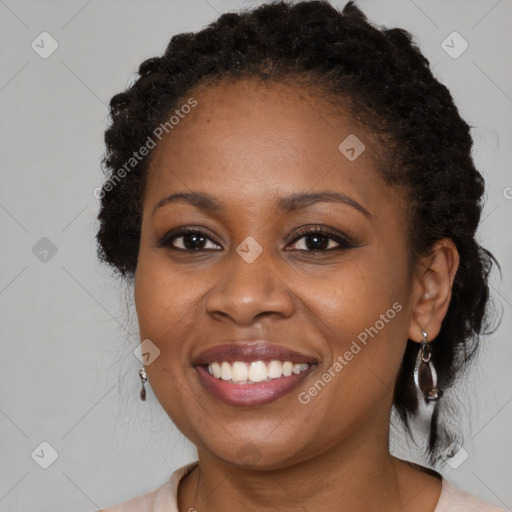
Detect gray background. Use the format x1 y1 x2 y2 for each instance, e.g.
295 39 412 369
0 0 511 511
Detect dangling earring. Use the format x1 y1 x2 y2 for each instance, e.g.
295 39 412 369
139 368 147 401
414 330 442 402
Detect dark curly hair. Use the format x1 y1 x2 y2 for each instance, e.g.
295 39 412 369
96 0 498 464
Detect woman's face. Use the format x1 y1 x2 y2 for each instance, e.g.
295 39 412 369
134 78 419 469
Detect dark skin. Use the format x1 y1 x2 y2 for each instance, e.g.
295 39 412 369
132 78 459 512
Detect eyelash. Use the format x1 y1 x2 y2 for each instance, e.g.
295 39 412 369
156 226 358 253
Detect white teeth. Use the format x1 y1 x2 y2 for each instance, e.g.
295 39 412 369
206 360 310 383
231 361 248 382
212 362 221 378
220 361 232 381
282 361 293 377
293 363 309 374
248 361 267 382
267 360 283 379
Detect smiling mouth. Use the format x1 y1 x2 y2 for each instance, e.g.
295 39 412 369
192 341 318 406
204 360 311 384
195 360 316 407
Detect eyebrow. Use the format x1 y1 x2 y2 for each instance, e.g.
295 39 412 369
152 191 371 218
278 191 371 218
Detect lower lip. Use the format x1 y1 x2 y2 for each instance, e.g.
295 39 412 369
195 365 315 407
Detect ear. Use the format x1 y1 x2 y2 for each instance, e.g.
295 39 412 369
407 238 460 343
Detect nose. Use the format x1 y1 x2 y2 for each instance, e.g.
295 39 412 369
205 248 296 326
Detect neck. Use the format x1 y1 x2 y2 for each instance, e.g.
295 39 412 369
178 421 442 512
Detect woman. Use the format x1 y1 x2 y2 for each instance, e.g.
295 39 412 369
94 1 503 510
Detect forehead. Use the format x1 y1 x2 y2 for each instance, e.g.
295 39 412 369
144 78 386 211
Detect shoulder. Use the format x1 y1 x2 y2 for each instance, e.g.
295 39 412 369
95 461 198 512
99 480 174 512
436 478 506 512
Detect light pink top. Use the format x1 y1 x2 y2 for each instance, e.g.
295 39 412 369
98 461 505 512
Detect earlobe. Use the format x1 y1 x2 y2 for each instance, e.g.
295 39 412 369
407 238 460 343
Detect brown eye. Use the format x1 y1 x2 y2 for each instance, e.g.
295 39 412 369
156 228 222 251
287 227 357 252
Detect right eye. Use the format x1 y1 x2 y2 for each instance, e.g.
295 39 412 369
156 228 222 251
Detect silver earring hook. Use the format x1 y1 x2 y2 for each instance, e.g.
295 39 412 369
139 368 147 401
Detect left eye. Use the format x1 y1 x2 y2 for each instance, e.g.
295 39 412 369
287 228 355 252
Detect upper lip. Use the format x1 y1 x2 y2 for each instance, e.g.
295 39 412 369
192 341 318 365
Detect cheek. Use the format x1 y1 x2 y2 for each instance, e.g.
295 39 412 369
133 250 199 378
304 241 410 387
133 252 204 427
306 247 407 340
